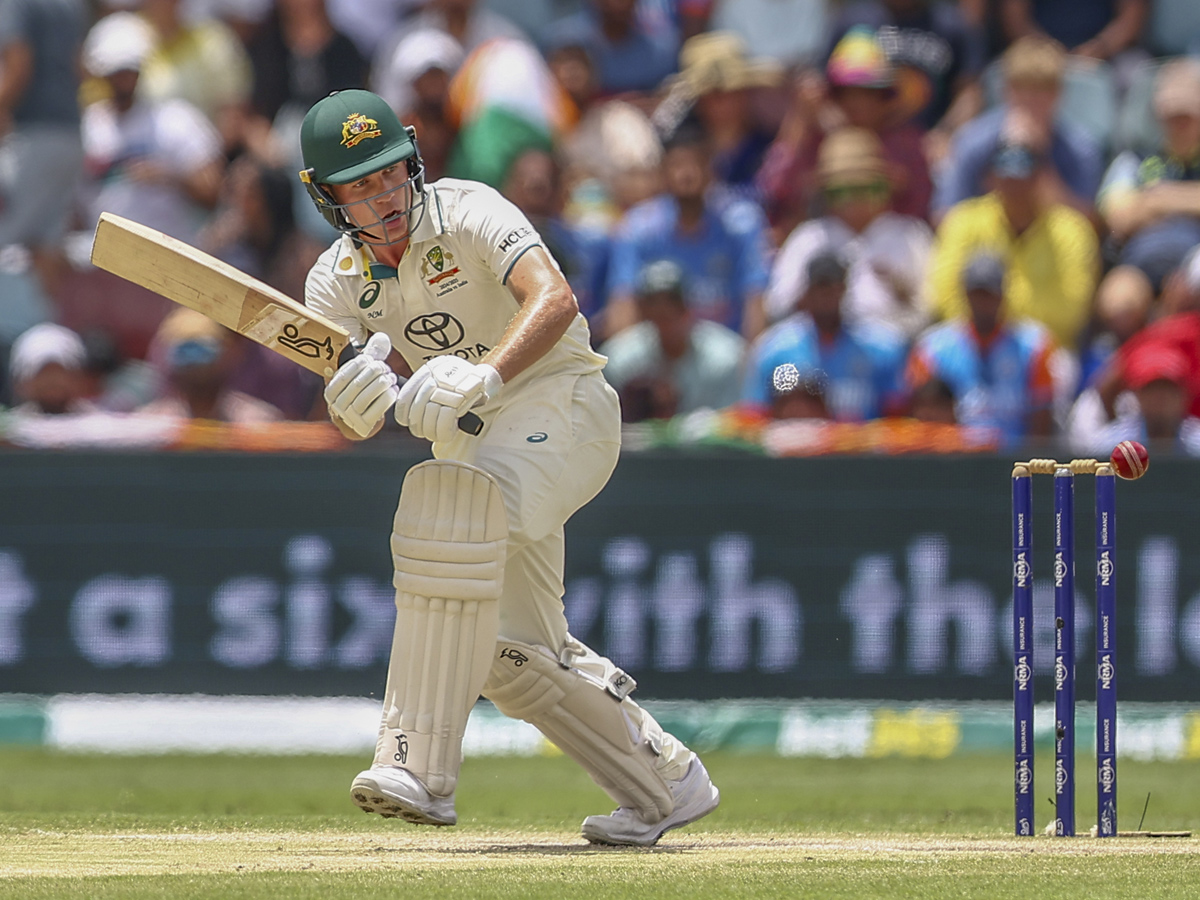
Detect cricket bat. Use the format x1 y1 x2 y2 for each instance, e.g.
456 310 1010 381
90 212 482 435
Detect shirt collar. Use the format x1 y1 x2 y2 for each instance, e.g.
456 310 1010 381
330 185 446 280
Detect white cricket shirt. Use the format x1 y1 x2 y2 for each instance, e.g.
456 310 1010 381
304 177 605 409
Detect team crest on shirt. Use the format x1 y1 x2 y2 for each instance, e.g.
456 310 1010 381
341 113 381 148
421 245 467 295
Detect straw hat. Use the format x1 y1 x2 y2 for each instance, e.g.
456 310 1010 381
816 127 889 187
677 31 783 97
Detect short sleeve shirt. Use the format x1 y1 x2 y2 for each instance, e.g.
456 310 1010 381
305 178 606 407
0 0 84 125
607 190 771 332
82 98 223 242
600 319 746 414
1098 148 1200 211
906 319 1055 446
742 314 907 421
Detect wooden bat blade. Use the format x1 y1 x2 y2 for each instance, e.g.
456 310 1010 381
90 212 351 375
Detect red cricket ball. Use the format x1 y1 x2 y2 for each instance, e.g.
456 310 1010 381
1110 440 1149 480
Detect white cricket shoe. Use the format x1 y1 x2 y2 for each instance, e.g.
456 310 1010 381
349 766 457 826
580 757 719 846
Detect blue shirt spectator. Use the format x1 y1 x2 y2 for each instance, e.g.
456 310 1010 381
934 106 1103 216
906 253 1056 446
545 0 678 96
999 0 1149 63
934 36 1102 219
605 125 771 338
742 251 906 421
608 191 769 333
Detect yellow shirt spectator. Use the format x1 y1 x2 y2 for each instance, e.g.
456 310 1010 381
929 192 1098 349
138 12 251 122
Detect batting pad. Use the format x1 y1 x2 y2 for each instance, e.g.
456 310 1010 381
378 460 507 797
483 639 676 822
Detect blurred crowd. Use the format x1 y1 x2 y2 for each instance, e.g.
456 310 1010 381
3 0 1200 456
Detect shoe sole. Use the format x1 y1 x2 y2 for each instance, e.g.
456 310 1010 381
582 785 720 847
350 776 456 826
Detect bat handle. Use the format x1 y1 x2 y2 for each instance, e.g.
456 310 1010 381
337 342 485 436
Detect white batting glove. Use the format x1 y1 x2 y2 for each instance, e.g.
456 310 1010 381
324 332 398 437
395 356 502 443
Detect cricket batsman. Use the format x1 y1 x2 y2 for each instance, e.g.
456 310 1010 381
298 90 719 846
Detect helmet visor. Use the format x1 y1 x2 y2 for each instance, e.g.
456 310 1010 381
323 160 427 246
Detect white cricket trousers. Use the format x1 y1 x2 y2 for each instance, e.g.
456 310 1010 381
436 370 619 647
434 369 694 783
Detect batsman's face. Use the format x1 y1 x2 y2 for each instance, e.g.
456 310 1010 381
330 164 414 244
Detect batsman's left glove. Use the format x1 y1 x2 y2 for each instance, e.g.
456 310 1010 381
324 332 398 437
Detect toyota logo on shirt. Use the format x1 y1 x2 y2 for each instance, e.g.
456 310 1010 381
404 312 465 351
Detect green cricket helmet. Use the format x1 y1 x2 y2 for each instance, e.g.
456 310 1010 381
298 89 426 242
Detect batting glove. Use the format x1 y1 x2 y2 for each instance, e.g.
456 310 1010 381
324 332 398 437
395 356 502 444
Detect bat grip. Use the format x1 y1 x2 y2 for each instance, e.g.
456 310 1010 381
337 343 485 436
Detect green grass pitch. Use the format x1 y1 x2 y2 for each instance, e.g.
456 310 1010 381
1 748 1199 898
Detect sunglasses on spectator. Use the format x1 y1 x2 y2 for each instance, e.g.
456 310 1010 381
824 181 889 203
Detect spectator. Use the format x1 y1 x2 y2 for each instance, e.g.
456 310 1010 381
826 0 987 144
0 0 85 292
929 142 1098 350
202 157 323 301
551 33 663 228
139 309 284 423
655 31 782 196
1093 251 1200 423
908 252 1056 445
1078 264 1153 391
391 0 525 60
704 0 832 69
373 28 462 183
1070 341 1200 456
501 147 609 322
545 0 679 97
768 364 832 420
999 0 1148 67
908 375 957 423
604 123 771 340
443 37 568 188
600 259 745 420
757 27 931 243
1098 59 1200 293
933 35 1103 221
200 157 326 419
766 127 933 339
6 323 92 416
326 0 417 60
743 250 906 421
245 0 368 153
77 329 158 414
138 0 253 152
80 12 225 245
